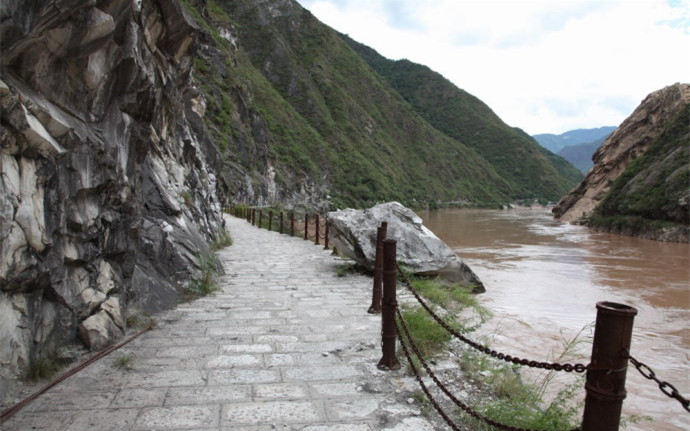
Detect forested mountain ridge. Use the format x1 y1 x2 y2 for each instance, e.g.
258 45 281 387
341 34 583 202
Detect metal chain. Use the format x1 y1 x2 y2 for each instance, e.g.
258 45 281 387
397 265 589 373
396 314 463 431
396 308 582 431
627 353 690 413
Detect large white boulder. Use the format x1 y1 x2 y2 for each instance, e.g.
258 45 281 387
327 202 484 292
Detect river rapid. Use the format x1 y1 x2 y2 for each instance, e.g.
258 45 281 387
419 208 689 431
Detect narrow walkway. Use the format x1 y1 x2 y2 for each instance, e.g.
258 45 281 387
2 215 437 430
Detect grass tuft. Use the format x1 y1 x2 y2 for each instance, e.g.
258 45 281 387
184 251 221 298
24 355 63 382
112 353 136 371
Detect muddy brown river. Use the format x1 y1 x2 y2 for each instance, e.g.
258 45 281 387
419 208 689 431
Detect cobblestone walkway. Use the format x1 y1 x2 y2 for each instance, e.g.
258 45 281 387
2 214 437 430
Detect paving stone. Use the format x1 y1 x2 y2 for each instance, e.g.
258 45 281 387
283 365 361 381
310 382 362 397
65 408 140 431
263 353 296 366
1 411 75 431
326 398 382 421
2 215 438 431
221 343 274 353
303 425 371 431
122 370 207 388
110 388 167 408
165 385 252 405
209 369 281 384
23 390 116 411
253 383 307 399
221 401 321 425
206 354 263 368
134 405 219 429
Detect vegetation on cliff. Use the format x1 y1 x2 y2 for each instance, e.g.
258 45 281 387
554 84 689 241
586 103 689 239
187 0 581 208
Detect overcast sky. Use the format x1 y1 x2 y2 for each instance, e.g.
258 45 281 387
298 0 689 135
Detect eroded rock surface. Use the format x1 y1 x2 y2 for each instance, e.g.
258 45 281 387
328 202 484 292
553 84 690 224
0 0 227 399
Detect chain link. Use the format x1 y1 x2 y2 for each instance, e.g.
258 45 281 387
396 265 590 373
627 353 690 413
396 308 581 431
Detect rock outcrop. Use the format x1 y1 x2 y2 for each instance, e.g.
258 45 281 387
328 202 484 292
553 83 690 241
0 0 228 398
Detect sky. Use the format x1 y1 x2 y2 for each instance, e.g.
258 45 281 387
297 0 690 135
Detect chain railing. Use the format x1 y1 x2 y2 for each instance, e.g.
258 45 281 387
627 352 690 412
225 208 689 429
368 224 688 431
227 205 330 250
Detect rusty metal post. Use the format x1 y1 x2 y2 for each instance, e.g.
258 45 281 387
368 222 388 314
324 220 329 250
280 212 284 234
304 214 308 240
268 210 273 231
290 212 295 237
377 239 400 370
315 214 320 245
582 302 638 431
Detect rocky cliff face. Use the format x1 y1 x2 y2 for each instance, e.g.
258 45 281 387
553 83 690 241
0 0 228 398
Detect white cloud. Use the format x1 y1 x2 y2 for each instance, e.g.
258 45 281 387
299 0 690 134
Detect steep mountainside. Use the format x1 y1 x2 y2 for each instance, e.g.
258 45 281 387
210 0 519 208
341 35 582 203
534 126 616 153
553 84 690 241
556 136 608 173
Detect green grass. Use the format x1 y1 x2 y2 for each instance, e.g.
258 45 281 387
399 307 454 360
461 326 593 430
406 275 488 314
335 264 356 277
24 355 64 382
211 228 233 250
125 312 157 330
112 353 135 371
184 251 221 298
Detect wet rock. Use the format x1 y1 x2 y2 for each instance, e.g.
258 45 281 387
328 202 484 291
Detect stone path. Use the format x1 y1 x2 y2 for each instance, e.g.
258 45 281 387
2 214 438 430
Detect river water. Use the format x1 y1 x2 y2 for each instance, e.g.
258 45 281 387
419 208 689 431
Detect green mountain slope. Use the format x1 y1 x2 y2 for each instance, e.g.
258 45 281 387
341 35 583 202
202 0 516 208
186 0 579 208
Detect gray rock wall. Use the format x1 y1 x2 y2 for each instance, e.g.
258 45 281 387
0 0 226 399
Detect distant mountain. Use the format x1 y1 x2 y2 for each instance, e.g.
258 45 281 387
553 84 689 242
534 127 616 153
556 136 608 173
